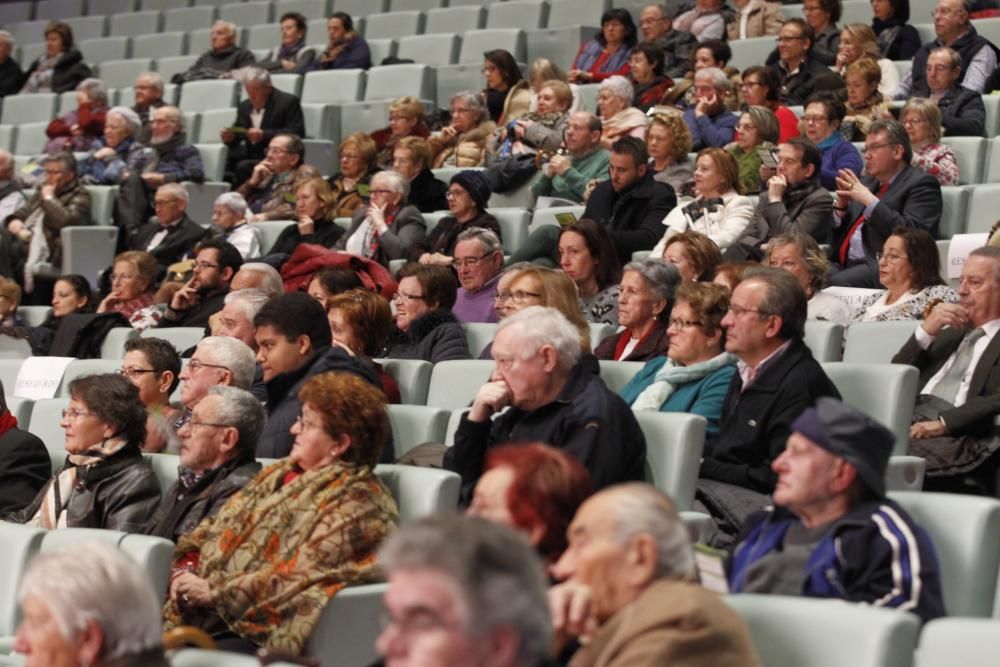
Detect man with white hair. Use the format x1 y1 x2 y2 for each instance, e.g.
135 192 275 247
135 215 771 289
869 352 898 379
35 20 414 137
129 183 208 268
0 30 21 98
217 287 273 400
230 261 283 297
175 336 257 429
132 72 165 143
445 306 646 503
551 484 759 666
172 20 256 84
681 67 739 149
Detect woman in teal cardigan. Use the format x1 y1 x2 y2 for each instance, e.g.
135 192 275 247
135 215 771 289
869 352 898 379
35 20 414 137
619 281 736 437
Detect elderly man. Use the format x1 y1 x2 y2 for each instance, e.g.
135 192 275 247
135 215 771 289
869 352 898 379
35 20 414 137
222 68 305 185
639 4 697 78
893 246 1000 495
144 385 262 542
673 0 726 42
158 238 242 329
925 47 986 136
532 112 610 205
445 306 646 503
217 288 272 400
235 133 317 221
132 72 165 143
681 68 739 150
698 267 840 543
175 335 257 429
758 137 833 244
551 483 759 665
730 397 946 622
230 261 283 297
376 515 552 666
773 19 833 106
893 0 999 99
335 169 426 265
5 153 90 304
829 119 943 288
452 228 504 324
130 183 208 268
173 20 255 84
254 292 381 459
0 30 21 98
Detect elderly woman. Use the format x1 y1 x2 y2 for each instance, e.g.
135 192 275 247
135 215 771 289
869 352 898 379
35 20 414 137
335 170 425 267
409 171 501 266
258 11 316 74
559 220 621 327
78 106 151 186
834 23 900 96
429 92 496 168
801 91 863 190
629 42 672 111
14 542 170 666
619 282 737 437
44 78 108 153
327 132 378 219
528 57 581 112
647 112 695 196
596 75 649 148
661 230 723 283
327 288 399 404
840 58 892 142
765 231 851 326
268 176 345 255
595 258 680 362
387 264 471 362
570 8 637 83
484 49 531 125
903 97 960 186
487 80 573 164
97 250 157 322
739 66 799 143
467 442 592 566
121 336 182 454
5 374 160 531
20 20 92 94
392 136 448 213
726 105 779 194
871 0 921 61
852 227 957 323
211 192 261 259
0 277 22 328
370 96 430 169
654 148 757 254
669 40 740 111
164 372 397 654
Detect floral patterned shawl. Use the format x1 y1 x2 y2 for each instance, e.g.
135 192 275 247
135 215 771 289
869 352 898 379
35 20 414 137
163 458 398 653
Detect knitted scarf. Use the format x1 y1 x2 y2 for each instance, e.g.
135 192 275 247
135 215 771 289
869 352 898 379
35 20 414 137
632 352 736 411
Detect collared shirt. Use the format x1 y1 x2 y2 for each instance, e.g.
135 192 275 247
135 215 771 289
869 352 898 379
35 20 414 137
842 168 903 262
249 106 265 129
916 317 1000 406
145 216 184 252
738 339 792 391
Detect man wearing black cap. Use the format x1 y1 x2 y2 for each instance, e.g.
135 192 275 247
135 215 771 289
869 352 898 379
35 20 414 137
728 397 946 622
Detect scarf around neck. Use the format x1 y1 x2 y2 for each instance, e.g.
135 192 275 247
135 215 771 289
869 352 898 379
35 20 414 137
632 352 736 411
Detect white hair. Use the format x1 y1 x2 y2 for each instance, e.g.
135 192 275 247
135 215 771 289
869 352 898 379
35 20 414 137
598 75 634 104
694 66 731 91
18 542 162 660
0 30 15 49
235 65 270 86
371 169 409 199
154 105 183 131
214 191 248 217
456 226 502 255
76 78 108 106
497 306 582 373
157 182 188 205
605 483 696 580
136 71 163 93
235 262 283 298
224 287 272 322
107 106 142 139
196 336 256 390
213 20 238 37
206 384 265 457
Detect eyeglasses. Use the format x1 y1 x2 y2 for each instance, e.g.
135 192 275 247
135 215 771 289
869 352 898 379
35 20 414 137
902 116 928 126
729 303 770 318
876 251 908 264
378 609 457 640
445 189 467 199
668 317 704 329
62 408 96 420
801 115 829 124
776 34 805 43
393 292 426 303
189 419 232 430
450 107 474 115
117 367 159 380
369 189 394 196
932 6 964 17
494 290 542 304
736 122 757 132
110 273 137 283
452 252 495 269
187 359 228 373
153 199 177 207
293 412 324 431
925 64 956 73
861 142 896 155
192 261 219 271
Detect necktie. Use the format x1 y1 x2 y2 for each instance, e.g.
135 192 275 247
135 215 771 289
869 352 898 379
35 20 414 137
931 328 986 404
838 181 890 266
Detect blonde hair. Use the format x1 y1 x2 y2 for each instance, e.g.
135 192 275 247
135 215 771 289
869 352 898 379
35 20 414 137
388 96 424 120
510 267 591 352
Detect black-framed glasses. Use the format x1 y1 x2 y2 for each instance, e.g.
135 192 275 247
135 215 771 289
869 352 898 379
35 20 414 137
189 419 232 430
452 252 496 269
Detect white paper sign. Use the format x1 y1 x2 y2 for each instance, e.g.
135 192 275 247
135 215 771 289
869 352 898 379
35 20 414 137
820 286 881 313
946 234 989 279
14 357 75 400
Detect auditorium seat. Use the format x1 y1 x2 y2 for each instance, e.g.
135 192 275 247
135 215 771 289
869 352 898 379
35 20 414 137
487 0 549 29
386 404 450 459
635 411 706 512
88 0 137 15
97 58 153 89
426 359 492 409
364 10 425 40
843 321 919 364
821 362 919 456
140 327 206 353
967 183 1000 234
487 207 531 255
164 5 218 34
526 26 600 76
61 226 119 292
0 93 57 127
458 28 526 63
546 0 609 28
424 5 485 34
0 523 45 653
397 34 461 67
916 618 1000 667
597 359 642 393
304 583 387 667
376 358 433 405
944 136 987 186
803 320 844 362
434 63 485 108
35 0 84 21
280 0 329 20
64 15 109 42
464 322 497 358
101 327 140 360
218 1 274 26
12 122 47 156
140 32 188 60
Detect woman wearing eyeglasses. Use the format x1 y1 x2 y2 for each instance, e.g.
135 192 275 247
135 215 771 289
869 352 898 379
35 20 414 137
121 336 182 454
386 264 471 363
96 250 157 324
335 170 425 268
4 373 161 531
726 105 780 195
851 227 956 324
594 258 680 362
901 97 959 186
619 282 736 438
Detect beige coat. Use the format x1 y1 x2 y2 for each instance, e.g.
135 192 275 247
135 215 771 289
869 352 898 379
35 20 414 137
429 121 497 168
726 0 784 40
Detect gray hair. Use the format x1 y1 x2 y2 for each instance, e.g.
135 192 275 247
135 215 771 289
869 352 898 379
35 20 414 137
157 182 188 205
930 46 962 69
0 31 15 49
741 266 808 340
451 91 488 124
598 75 634 105
136 71 163 93
900 98 943 143
235 66 270 86
743 105 780 145
456 226 503 255
213 20 238 38
76 77 108 107
41 152 77 173
214 191 248 217
224 287 272 322
765 231 832 293
155 105 183 132
694 66 731 92
497 306 583 373
604 483 696 580
107 106 142 139
236 262 283 298
968 246 1000 284
623 258 680 309
379 516 552 666
196 336 256 389
867 118 912 163
18 542 162 660
206 385 265 457
371 169 409 200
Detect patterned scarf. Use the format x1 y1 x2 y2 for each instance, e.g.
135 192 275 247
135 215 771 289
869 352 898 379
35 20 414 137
632 352 736 411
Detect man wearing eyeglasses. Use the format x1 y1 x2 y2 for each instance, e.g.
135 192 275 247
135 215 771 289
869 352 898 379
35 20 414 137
891 0 999 99
638 4 698 79
235 133 318 221
828 119 942 288
130 183 209 270
144 385 263 542
923 47 986 136
157 238 243 329
772 18 831 106
452 228 504 324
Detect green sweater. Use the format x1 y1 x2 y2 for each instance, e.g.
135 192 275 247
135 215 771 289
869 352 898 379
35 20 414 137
729 144 767 195
532 148 611 202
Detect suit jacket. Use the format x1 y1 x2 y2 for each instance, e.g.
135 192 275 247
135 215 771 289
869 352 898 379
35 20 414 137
829 164 942 275
227 88 306 163
892 327 1000 436
130 214 210 267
